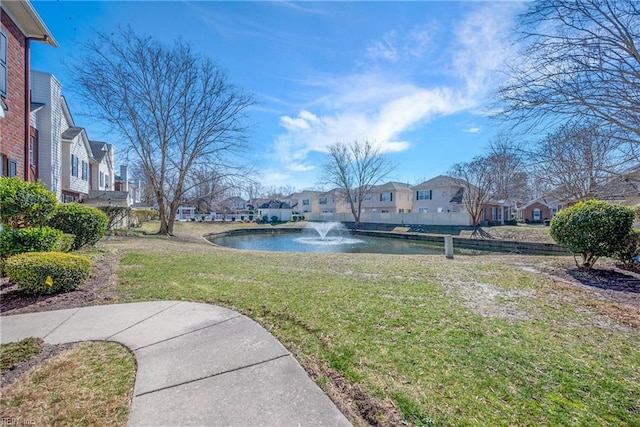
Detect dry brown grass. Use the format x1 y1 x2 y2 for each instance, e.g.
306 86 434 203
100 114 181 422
0 342 135 427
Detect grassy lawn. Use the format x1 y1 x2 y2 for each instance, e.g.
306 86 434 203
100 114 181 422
0 338 43 373
105 222 639 426
1 342 135 426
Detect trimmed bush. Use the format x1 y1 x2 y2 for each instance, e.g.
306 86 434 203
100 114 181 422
133 209 157 225
49 203 108 250
97 206 131 230
613 229 640 267
549 200 636 269
5 251 91 295
57 233 76 253
0 177 58 229
0 227 63 259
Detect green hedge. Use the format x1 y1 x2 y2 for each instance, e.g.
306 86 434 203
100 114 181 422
49 203 108 249
57 233 76 253
5 252 91 295
0 177 58 229
614 229 640 267
0 227 63 259
550 200 635 269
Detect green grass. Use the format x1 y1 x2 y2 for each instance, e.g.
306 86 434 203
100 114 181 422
0 337 43 373
110 228 640 426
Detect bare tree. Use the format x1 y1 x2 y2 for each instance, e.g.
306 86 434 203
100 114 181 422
320 140 395 229
182 165 233 214
72 28 252 235
450 157 494 234
486 134 530 205
262 185 297 200
242 180 264 208
497 0 640 145
529 122 628 201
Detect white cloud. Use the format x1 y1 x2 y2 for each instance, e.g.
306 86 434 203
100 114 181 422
274 76 474 169
270 3 521 182
451 2 523 97
365 25 434 63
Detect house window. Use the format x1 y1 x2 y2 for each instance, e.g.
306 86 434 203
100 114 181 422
319 197 327 205
99 171 105 187
105 175 109 188
71 155 78 177
419 208 429 213
81 161 88 181
0 31 7 97
380 192 393 202
533 208 542 221
302 199 309 206
416 190 432 200
29 138 36 166
491 207 497 221
8 158 17 177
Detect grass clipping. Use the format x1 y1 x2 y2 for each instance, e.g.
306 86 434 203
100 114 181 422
0 341 135 426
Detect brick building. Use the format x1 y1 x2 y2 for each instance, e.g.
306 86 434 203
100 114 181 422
0 0 56 179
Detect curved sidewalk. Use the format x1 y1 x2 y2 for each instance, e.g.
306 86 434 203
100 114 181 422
0 301 351 426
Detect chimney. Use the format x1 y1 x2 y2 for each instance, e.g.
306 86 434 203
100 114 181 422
120 165 129 192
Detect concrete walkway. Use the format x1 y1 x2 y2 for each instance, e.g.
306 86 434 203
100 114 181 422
0 301 351 426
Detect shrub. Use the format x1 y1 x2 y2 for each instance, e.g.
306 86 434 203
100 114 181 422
133 209 157 224
5 251 91 295
49 203 108 250
57 233 76 252
0 227 63 259
0 177 58 229
549 200 636 269
97 206 130 230
613 229 640 267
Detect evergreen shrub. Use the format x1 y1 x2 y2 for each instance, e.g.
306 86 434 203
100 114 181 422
549 200 635 269
5 251 91 295
49 203 108 249
0 227 63 259
0 177 58 229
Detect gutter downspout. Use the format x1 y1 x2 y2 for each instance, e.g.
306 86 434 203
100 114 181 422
23 37 30 180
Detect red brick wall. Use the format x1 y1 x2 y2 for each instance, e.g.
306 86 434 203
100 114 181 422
522 202 552 223
0 10 27 179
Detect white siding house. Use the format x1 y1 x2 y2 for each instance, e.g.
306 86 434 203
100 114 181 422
60 98 91 201
89 141 114 191
412 175 467 214
30 70 63 200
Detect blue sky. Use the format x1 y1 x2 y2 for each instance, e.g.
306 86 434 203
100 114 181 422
30 1 525 191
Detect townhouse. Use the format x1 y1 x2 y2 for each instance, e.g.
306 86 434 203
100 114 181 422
1 0 56 179
31 70 118 202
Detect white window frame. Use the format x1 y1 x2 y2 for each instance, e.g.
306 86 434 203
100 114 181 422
416 190 432 200
71 154 78 177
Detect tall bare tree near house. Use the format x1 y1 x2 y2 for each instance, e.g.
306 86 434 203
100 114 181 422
528 122 628 201
71 28 252 235
182 165 234 214
450 157 494 237
497 0 640 148
486 134 530 205
321 140 395 229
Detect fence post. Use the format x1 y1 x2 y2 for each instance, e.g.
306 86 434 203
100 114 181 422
444 235 454 259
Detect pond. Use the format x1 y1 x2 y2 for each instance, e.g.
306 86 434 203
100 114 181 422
208 222 499 255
